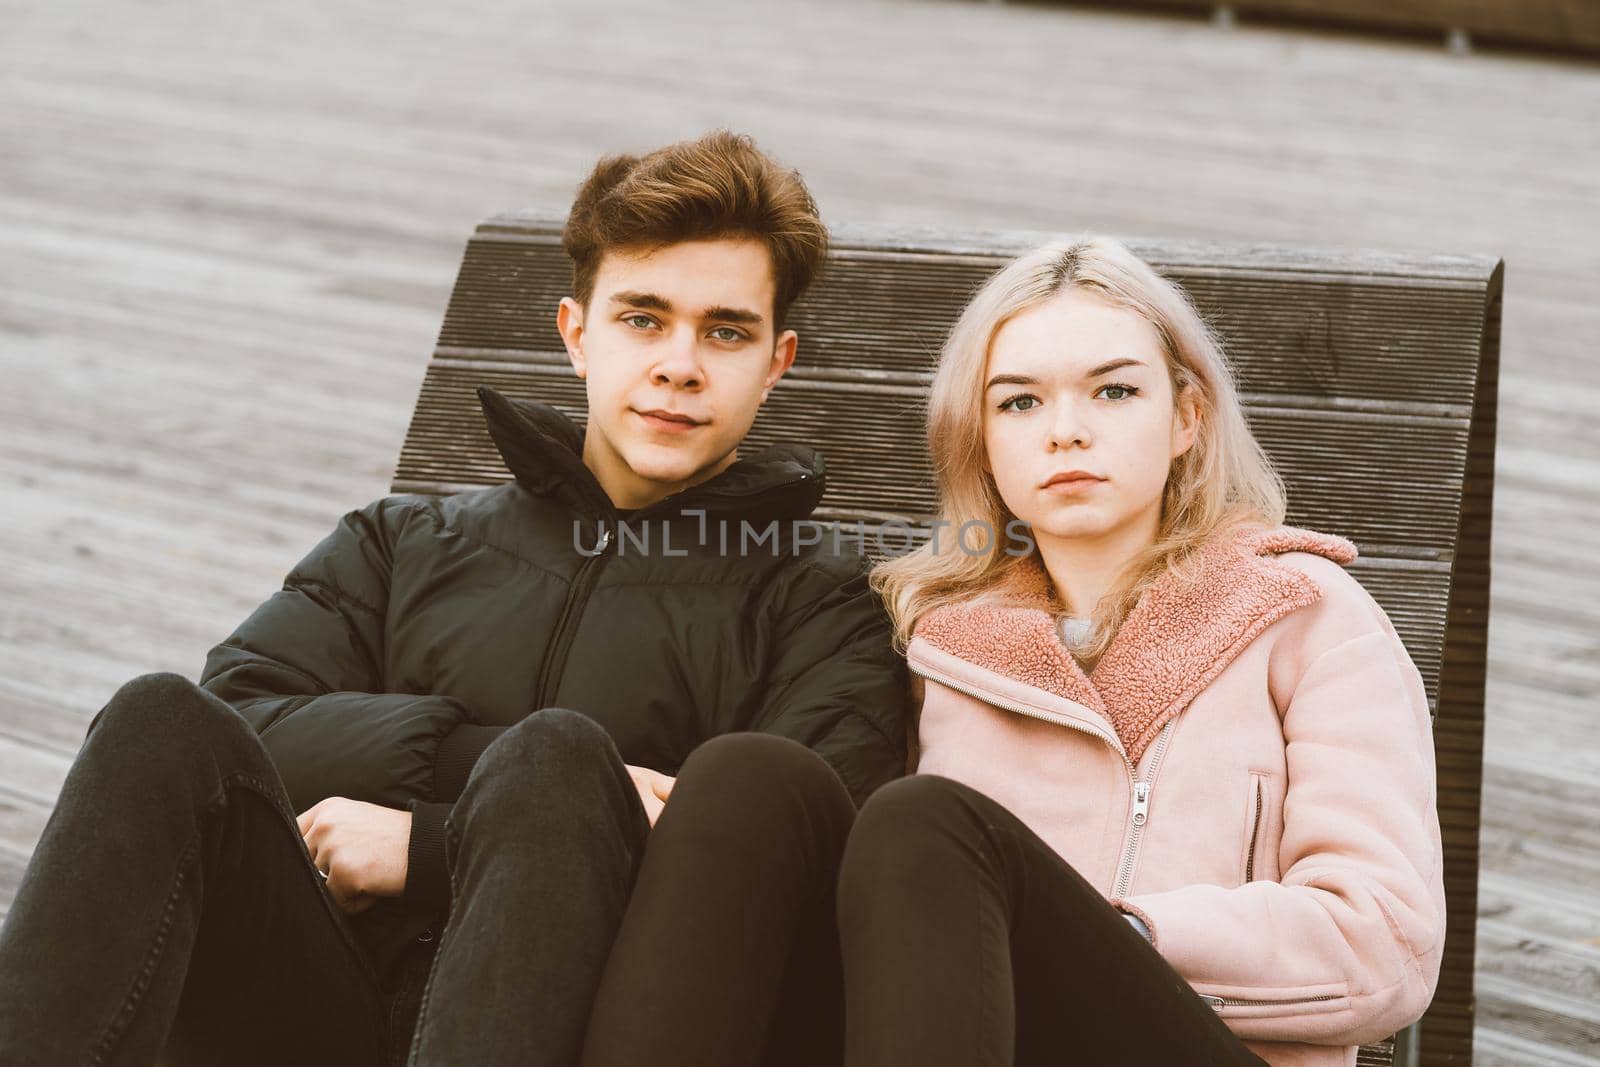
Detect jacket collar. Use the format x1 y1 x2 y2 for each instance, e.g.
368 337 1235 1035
911 523 1358 764
476 384 826 524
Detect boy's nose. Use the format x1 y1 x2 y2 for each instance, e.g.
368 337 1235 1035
650 334 704 389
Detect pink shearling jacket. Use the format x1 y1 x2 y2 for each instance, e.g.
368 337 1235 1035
906 523 1446 1067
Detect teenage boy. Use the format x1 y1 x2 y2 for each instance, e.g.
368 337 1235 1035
0 130 909 1067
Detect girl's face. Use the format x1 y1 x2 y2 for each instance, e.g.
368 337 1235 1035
981 287 1198 548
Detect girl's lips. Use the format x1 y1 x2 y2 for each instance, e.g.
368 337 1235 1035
1041 477 1104 495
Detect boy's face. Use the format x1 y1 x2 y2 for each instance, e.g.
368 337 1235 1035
557 237 798 511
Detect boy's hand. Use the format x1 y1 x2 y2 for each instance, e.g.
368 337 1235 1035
296 798 412 915
625 764 675 827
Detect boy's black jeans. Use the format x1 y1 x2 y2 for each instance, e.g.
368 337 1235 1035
0 672 407 1065
0 672 854 1067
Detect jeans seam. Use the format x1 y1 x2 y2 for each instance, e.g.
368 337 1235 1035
91 768 386 1064
87 833 199 1067
387 947 428 1067
974 822 1007 1067
408 820 462 1062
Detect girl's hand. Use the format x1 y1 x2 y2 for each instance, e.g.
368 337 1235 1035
296 798 412 914
625 764 676 827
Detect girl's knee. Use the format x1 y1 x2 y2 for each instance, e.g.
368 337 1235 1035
674 733 853 825
856 773 975 830
841 775 986 878
679 732 821 789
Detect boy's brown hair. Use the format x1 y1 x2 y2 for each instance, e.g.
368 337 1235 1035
562 130 828 329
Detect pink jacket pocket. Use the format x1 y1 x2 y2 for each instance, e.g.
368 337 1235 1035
1195 979 1350 1023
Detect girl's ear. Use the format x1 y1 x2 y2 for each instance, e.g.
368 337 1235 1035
1172 387 1201 460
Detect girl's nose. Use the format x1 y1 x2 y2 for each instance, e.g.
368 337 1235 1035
1047 403 1090 450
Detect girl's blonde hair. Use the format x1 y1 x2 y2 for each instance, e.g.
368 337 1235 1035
870 236 1287 666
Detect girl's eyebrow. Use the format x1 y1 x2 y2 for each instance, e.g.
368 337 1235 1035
1084 358 1145 379
985 358 1146 392
985 373 1038 391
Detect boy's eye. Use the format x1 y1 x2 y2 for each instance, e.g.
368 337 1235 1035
710 327 744 342
623 314 656 330
998 394 1040 412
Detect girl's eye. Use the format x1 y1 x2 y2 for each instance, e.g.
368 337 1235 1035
998 394 1040 413
710 327 744 342
1097 383 1141 401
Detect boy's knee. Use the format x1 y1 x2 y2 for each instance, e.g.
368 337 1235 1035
512 704 610 747
92 672 245 745
460 706 632 824
478 706 614 775
83 672 264 781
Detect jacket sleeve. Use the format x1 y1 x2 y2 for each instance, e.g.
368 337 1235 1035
196 496 504 913
1115 624 1446 1046
749 559 911 807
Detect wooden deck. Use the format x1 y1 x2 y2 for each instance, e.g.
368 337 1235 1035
2 1 1597 1062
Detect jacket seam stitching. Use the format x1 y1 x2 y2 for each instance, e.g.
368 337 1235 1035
413 499 570 583
1299 629 1387 679
1284 866 1430 992
1372 889 1430 988
210 647 330 698
287 575 382 618
253 695 321 736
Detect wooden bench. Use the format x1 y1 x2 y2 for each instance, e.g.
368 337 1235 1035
1060 0 1600 57
392 212 1502 1067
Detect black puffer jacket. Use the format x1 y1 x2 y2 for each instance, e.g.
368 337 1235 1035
198 385 910 978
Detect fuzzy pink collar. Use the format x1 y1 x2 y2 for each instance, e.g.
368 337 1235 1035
912 524 1358 763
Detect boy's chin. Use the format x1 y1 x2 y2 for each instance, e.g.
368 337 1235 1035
618 443 728 492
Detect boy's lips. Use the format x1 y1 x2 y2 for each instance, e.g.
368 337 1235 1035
634 408 705 432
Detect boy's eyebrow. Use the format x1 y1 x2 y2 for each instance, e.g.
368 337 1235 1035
608 291 765 327
609 291 673 312
703 305 764 326
984 358 1147 391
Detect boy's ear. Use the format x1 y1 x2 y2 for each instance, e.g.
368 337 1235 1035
760 329 800 401
557 297 587 379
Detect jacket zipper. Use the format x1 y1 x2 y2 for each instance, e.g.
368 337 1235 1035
1244 774 1264 883
1111 718 1176 899
908 659 1175 899
1198 992 1344 1011
528 472 810 712
531 525 612 710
